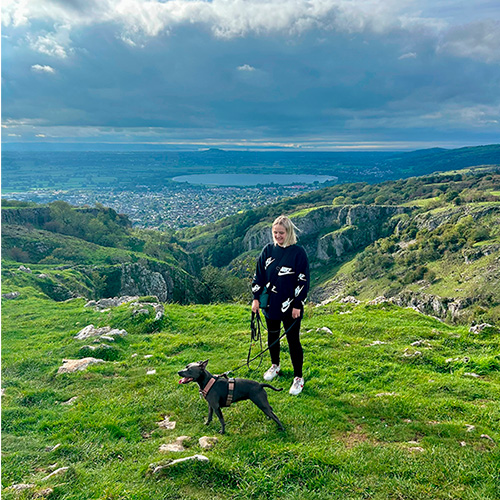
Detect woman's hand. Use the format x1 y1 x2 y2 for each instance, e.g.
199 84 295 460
252 299 260 313
292 308 301 319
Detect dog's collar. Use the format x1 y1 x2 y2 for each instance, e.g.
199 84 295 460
199 377 216 399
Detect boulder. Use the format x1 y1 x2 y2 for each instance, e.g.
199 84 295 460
18 265 32 273
6 484 35 493
152 455 209 474
199 436 218 450
317 326 333 334
85 296 139 310
41 467 69 481
57 358 104 374
157 416 176 429
340 296 360 305
34 488 54 498
469 323 496 334
2 291 20 300
74 325 127 340
159 436 191 453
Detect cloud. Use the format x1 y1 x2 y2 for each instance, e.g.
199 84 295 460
398 52 416 60
2 0 445 40
31 64 56 73
28 26 73 58
438 20 500 63
238 64 256 72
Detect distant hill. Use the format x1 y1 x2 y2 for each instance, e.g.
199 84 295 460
3 144 499 193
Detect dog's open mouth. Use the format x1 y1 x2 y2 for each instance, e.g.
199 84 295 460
179 377 193 384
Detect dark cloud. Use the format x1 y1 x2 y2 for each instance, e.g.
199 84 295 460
2 1 500 148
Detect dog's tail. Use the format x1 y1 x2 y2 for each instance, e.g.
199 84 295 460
261 384 283 392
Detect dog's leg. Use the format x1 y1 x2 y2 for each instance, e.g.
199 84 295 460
205 405 213 425
251 393 285 430
213 406 225 434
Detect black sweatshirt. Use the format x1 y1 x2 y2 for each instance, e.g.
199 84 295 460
252 243 310 320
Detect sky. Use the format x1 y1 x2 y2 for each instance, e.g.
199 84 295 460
2 0 500 150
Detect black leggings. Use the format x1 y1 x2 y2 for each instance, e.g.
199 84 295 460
265 315 303 378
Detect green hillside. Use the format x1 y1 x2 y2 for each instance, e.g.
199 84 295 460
2 288 499 499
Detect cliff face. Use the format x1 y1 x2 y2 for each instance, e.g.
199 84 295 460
243 205 409 263
1 207 52 226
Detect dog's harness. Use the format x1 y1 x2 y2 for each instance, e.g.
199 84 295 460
199 377 216 399
199 376 236 406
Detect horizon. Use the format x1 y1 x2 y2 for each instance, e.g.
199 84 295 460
3 142 499 154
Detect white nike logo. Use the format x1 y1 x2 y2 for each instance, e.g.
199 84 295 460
252 284 261 293
271 285 278 294
278 267 295 276
281 298 293 312
294 285 304 297
298 273 307 281
265 257 275 269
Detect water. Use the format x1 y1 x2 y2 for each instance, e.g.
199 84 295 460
172 173 337 186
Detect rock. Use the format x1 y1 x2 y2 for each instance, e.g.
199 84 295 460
199 436 218 450
408 447 425 453
18 265 32 273
369 340 386 346
465 424 475 432
120 262 173 302
339 311 352 315
460 441 467 447
74 325 127 340
340 296 360 304
481 434 495 443
153 303 165 320
34 488 54 498
6 484 35 492
411 340 431 347
41 466 69 481
84 296 140 310
57 358 104 374
470 323 496 334
159 436 190 452
157 416 176 430
144 354 153 359
60 397 78 405
99 335 115 342
38 274 49 279
147 369 156 375
317 326 333 334
45 444 61 452
2 291 20 300
152 455 209 474
368 296 388 305
403 349 422 357
375 392 397 397
463 372 481 378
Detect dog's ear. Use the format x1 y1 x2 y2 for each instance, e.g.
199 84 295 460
200 359 209 369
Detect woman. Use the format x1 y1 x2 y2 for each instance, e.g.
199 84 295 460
251 215 310 395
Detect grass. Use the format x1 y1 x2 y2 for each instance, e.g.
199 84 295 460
2 291 500 499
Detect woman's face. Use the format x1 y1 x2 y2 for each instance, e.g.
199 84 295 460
273 224 287 246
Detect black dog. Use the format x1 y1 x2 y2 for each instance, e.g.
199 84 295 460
178 360 284 434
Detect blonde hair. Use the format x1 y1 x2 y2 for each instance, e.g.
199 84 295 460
272 215 299 247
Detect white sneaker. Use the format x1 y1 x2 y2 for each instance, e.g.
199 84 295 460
263 364 280 381
289 377 304 395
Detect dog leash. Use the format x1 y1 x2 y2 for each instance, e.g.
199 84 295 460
222 311 298 377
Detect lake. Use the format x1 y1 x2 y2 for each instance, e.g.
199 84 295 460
172 173 337 186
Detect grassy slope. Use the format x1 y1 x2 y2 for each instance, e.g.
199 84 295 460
2 289 499 499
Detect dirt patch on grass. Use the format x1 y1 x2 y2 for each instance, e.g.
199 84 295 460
337 425 381 448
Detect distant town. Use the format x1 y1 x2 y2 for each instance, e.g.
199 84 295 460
3 183 316 229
